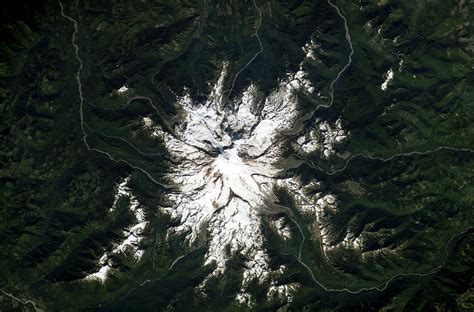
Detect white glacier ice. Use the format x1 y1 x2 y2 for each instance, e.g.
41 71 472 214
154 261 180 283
145 61 318 302
148 54 349 303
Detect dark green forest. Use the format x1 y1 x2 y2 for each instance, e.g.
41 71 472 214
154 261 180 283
0 0 473 310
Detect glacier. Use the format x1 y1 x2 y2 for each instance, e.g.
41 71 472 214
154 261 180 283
145 57 347 303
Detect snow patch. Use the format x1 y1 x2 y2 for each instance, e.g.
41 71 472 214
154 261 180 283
381 68 394 91
302 39 319 61
267 283 298 302
296 119 348 157
272 217 292 240
117 84 129 94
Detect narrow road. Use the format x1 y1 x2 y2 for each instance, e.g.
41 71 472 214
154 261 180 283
59 0 175 190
